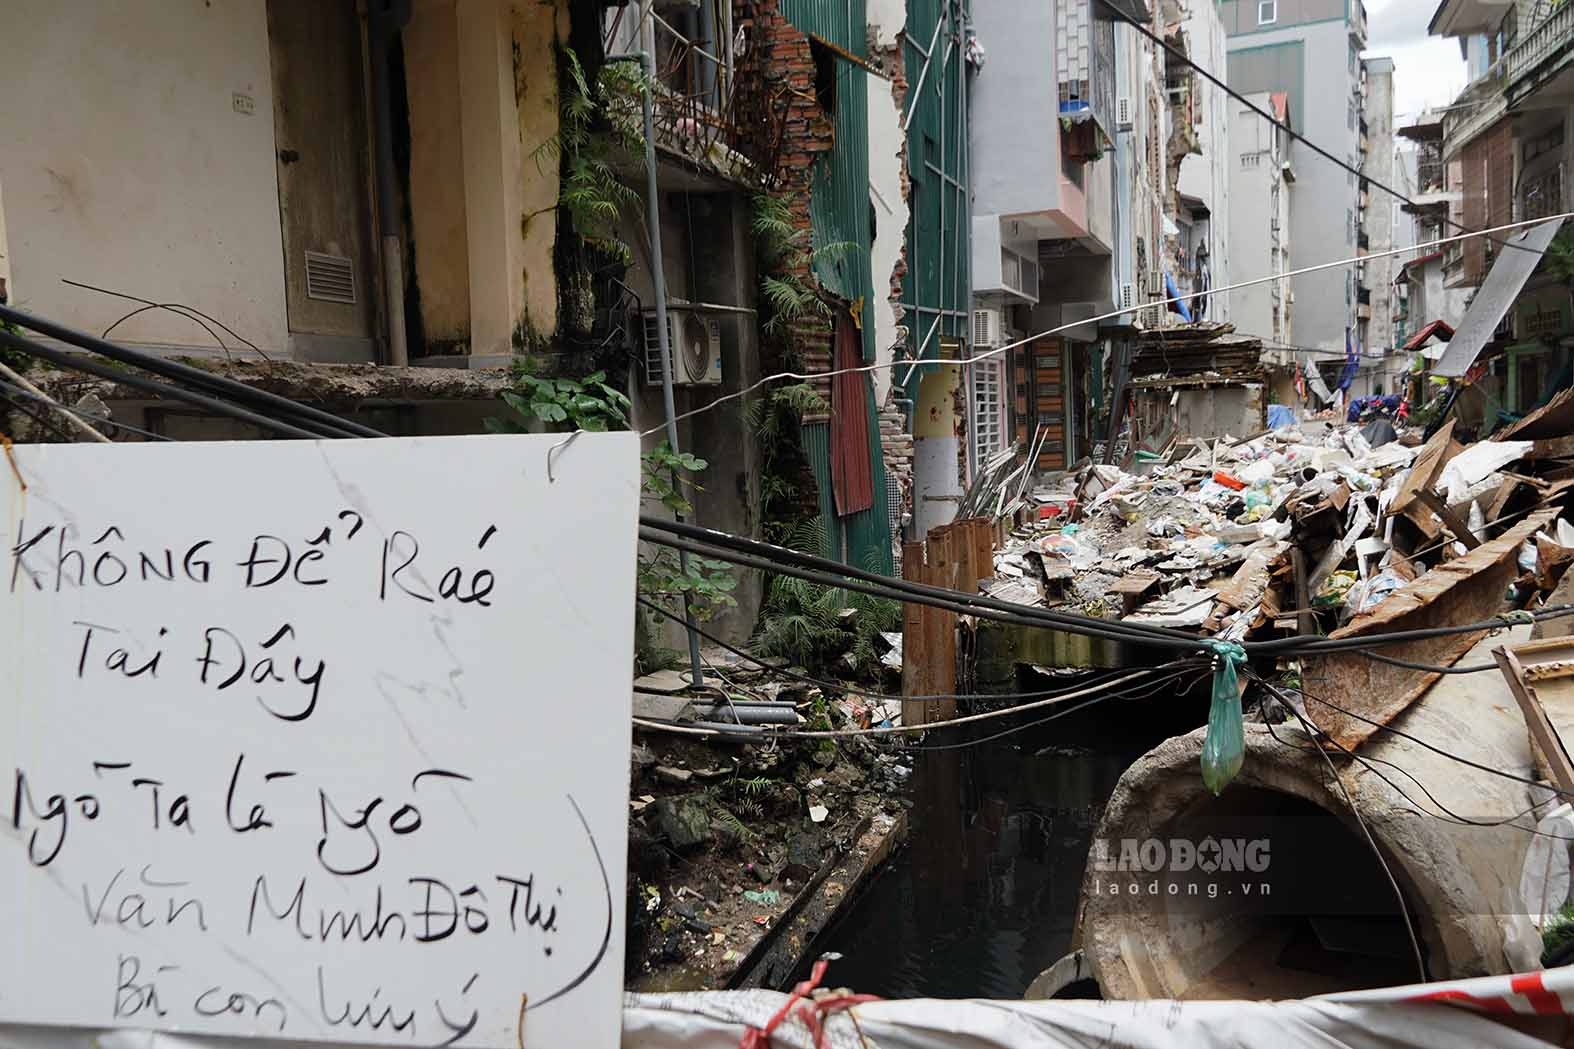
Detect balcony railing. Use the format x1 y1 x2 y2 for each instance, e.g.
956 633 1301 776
1507 1 1574 99
1520 163 1568 221
604 2 743 175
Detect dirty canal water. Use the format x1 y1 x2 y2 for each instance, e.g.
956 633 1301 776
797 693 1194 999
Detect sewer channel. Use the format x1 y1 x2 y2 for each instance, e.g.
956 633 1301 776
793 693 1188 999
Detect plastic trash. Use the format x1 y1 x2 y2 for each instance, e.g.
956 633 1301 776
1213 470 1246 491
1201 642 1246 795
1237 459 1277 485
1520 539 1540 575
1347 568 1404 614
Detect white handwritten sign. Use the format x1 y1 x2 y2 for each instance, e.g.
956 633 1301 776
0 434 637 1048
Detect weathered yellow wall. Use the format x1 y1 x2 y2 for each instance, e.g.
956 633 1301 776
424 0 562 355
509 0 566 346
404 0 472 348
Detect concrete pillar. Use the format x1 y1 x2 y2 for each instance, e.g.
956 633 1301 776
912 360 963 538
452 0 560 357
403 0 472 352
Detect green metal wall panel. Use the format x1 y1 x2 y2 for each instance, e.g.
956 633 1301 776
801 417 894 576
783 0 876 362
901 0 971 399
781 0 892 576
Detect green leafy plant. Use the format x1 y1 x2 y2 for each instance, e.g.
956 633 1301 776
637 442 739 621
642 441 708 516
1543 900 1574 961
744 382 828 537
536 49 648 268
752 195 855 339
486 366 631 433
752 518 899 677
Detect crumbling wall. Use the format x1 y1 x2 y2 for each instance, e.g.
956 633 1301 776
733 0 838 406
866 8 909 409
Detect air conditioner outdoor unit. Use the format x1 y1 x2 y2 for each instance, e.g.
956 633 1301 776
973 307 1003 348
1119 282 1137 310
1138 305 1163 329
1147 270 1165 299
643 307 723 386
1116 96 1134 132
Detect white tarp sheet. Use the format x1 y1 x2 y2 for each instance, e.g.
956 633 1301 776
619 966 1574 1048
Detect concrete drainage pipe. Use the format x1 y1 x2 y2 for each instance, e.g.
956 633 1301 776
1076 661 1550 1001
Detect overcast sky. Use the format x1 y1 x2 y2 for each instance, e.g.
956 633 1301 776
1364 0 1468 123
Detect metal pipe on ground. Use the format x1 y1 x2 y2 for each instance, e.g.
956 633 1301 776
1070 628 1547 1001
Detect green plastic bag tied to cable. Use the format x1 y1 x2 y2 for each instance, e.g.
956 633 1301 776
1201 641 1246 795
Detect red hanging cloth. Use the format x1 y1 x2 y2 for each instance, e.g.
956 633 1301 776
829 310 874 517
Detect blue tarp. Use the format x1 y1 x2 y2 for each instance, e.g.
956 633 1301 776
1267 404 1296 430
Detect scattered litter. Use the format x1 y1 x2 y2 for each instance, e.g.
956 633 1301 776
808 804 829 823
742 889 781 905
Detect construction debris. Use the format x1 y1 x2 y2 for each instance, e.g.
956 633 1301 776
965 416 1574 664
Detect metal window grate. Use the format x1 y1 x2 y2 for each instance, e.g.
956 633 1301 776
971 358 1004 463
304 251 356 305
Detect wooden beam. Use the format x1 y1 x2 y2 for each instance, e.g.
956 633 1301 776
1493 645 1574 797
901 540 927 728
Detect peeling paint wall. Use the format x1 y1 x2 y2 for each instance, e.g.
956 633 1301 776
425 0 562 357
912 361 963 536
867 1 909 405
404 0 472 349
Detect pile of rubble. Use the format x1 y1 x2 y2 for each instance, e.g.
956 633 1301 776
975 412 1574 644
625 649 910 990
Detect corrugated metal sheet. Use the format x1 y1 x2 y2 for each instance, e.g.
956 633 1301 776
782 0 893 576
802 415 894 576
784 0 876 362
1432 217 1566 378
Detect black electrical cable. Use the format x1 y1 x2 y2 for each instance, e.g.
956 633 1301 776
643 517 1574 658
61 278 270 359
1252 606 1574 655
0 329 324 440
635 595 1193 702
1258 680 1574 840
0 377 175 442
1253 672 1574 800
641 526 1212 652
1358 650 1495 675
0 304 382 439
908 667 1213 752
1093 0 1545 259
641 516 1210 648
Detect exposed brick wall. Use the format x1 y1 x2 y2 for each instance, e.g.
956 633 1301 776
868 29 913 504
879 404 912 524
733 0 837 416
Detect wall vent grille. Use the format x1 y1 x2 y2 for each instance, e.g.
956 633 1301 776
304 251 356 304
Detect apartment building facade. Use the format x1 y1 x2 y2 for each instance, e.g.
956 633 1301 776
1221 0 1367 365
1425 0 1573 419
1229 91 1296 351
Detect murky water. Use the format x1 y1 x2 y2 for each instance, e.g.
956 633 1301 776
797 697 1192 999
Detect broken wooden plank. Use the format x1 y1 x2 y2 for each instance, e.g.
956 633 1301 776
1300 508 1558 751
1110 570 1161 616
1417 488 1482 549
1389 419 1459 537
1493 641 1574 795
901 540 927 728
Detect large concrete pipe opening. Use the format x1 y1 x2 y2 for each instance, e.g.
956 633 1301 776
1077 650 1550 1000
